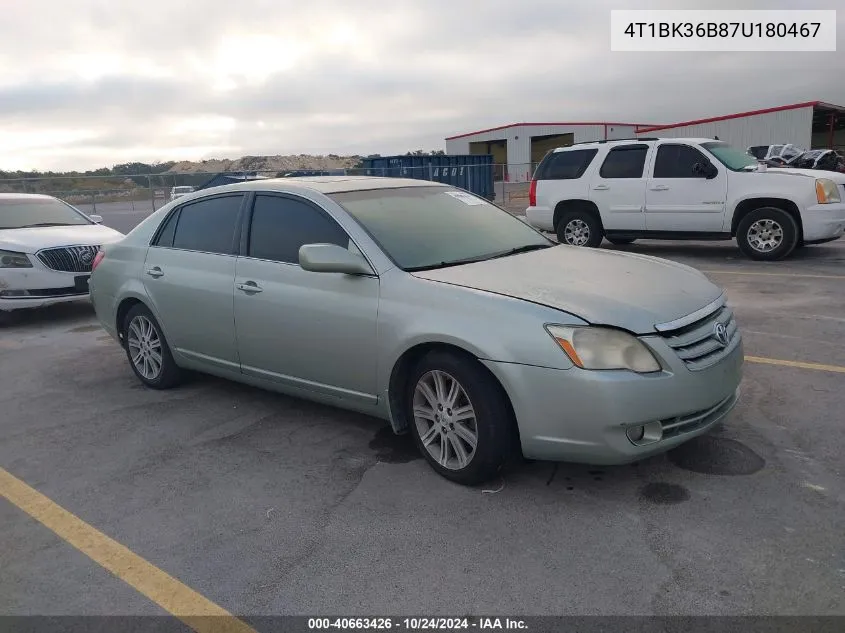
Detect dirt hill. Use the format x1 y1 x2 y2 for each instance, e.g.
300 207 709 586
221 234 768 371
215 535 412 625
166 154 361 174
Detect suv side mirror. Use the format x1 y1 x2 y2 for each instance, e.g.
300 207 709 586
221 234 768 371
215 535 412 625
88 214 103 224
693 161 718 179
299 243 373 275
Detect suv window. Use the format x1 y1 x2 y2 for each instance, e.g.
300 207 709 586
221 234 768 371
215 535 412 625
534 149 598 180
170 194 243 254
653 144 709 178
598 145 648 178
247 194 350 264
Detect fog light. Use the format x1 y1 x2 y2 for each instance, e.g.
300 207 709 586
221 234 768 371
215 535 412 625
626 421 663 446
626 425 645 443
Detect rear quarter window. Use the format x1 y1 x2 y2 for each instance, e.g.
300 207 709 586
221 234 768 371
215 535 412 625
534 149 599 180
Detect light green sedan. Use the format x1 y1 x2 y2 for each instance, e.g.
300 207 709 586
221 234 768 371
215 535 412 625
89 176 743 485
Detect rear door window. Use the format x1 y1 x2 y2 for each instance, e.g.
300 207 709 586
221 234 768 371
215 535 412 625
598 145 649 179
170 194 244 255
534 149 598 180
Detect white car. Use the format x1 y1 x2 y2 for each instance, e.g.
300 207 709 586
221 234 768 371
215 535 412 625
0 193 124 313
526 137 845 260
170 186 194 200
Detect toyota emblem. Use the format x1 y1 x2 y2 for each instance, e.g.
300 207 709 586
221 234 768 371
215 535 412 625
713 322 729 347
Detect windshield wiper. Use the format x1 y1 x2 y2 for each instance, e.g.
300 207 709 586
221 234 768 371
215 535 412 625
406 243 554 272
17 222 77 228
485 243 554 260
405 254 498 272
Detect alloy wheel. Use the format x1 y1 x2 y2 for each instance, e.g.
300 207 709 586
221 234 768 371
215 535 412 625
412 370 478 471
747 219 784 253
564 219 590 246
127 315 163 380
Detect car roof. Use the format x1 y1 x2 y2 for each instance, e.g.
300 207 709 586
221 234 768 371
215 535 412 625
0 192 57 200
194 175 449 196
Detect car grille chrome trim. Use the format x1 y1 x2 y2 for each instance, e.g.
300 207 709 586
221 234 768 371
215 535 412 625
36 245 99 273
653 292 726 333
659 390 739 439
656 301 741 371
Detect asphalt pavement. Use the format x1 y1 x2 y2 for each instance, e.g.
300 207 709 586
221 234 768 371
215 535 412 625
2 218 844 620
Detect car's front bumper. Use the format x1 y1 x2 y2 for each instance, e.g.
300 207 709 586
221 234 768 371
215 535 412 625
482 335 744 464
801 201 845 242
0 267 92 312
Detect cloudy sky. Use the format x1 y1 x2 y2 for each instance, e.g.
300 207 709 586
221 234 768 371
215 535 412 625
1 0 842 171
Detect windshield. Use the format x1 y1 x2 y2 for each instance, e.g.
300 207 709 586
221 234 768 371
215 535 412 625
701 141 758 171
329 185 554 271
0 197 91 230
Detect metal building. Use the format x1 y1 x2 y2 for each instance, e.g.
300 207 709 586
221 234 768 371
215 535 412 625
444 122 651 183
444 101 844 182
636 101 845 151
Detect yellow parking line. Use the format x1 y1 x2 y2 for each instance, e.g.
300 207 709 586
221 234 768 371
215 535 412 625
701 270 845 280
0 467 257 633
745 356 845 374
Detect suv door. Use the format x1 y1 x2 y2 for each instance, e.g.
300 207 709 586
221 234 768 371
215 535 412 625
233 193 380 405
645 143 728 232
589 144 650 231
142 193 246 371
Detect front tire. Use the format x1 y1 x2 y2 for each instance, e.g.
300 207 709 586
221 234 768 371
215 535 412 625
556 210 603 247
406 350 513 485
122 303 184 389
736 207 799 261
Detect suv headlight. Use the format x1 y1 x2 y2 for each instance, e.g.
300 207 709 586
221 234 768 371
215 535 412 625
545 325 661 373
0 249 33 268
816 178 841 204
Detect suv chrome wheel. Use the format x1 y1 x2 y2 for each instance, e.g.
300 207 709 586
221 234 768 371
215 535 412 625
746 219 783 253
563 219 590 246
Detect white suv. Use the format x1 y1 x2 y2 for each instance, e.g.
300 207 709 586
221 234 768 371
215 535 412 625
525 137 845 260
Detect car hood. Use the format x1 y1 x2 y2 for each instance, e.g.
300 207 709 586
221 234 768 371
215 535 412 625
0 224 124 253
411 245 724 335
771 167 845 183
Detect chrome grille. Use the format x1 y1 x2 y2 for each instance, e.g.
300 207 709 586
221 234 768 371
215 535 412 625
36 245 99 273
657 301 740 371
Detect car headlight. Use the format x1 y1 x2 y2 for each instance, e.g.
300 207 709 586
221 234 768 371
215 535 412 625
816 178 841 204
545 325 661 373
0 249 33 268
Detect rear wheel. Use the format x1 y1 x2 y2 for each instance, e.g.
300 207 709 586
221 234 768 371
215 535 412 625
406 350 512 485
122 303 184 389
556 210 603 247
606 237 636 246
736 207 799 261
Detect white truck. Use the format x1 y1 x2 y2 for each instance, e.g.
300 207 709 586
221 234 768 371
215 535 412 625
525 137 845 260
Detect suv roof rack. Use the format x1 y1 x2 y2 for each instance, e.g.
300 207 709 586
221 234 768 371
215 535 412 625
567 137 659 147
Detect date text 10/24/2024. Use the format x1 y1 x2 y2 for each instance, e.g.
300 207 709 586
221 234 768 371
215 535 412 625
308 618 528 630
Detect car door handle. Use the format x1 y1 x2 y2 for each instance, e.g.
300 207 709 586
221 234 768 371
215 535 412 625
145 267 164 278
592 184 609 190
236 281 263 293
650 185 669 191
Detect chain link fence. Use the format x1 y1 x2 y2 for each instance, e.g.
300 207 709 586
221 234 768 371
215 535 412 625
0 162 538 218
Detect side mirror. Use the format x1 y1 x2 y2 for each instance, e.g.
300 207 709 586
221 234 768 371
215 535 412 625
89 214 103 224
298 243 373 275
693 162 718 179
